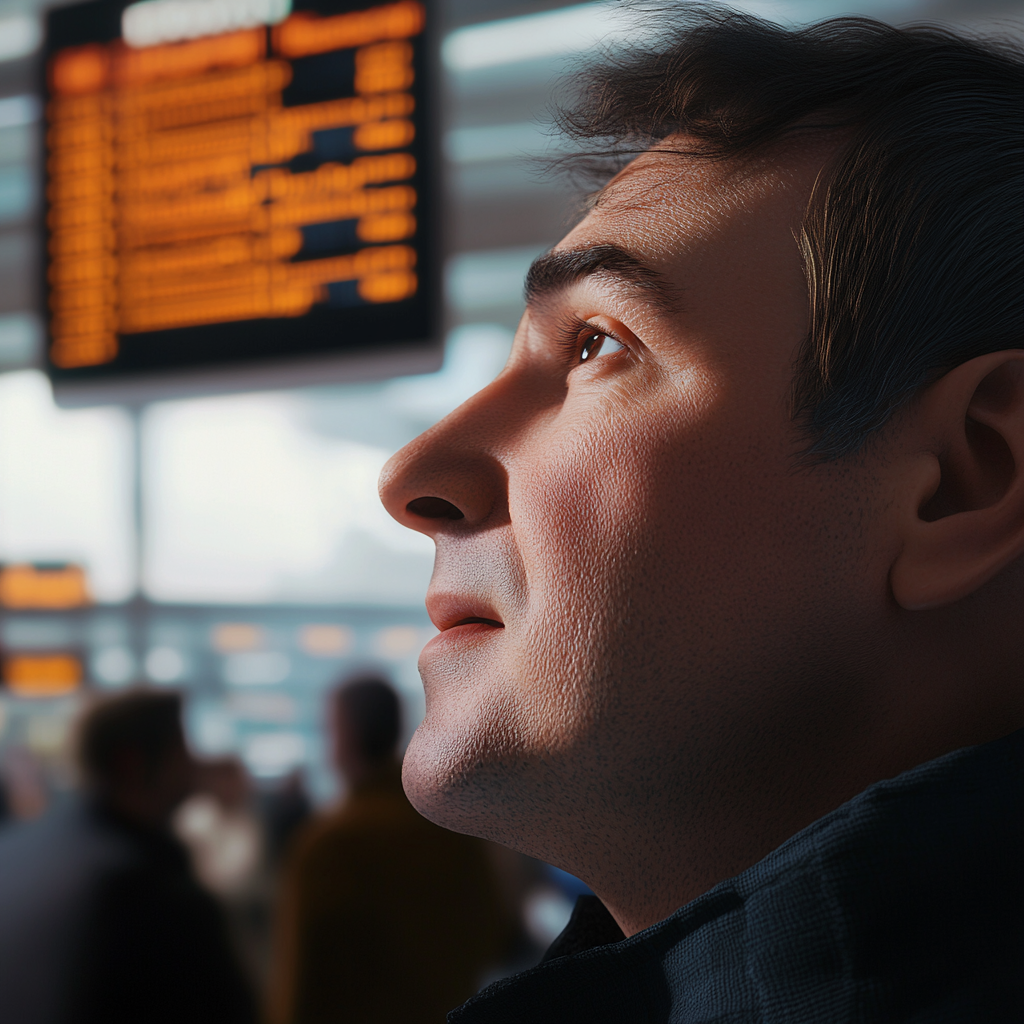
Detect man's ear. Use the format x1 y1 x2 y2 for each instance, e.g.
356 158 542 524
891 350 1024 611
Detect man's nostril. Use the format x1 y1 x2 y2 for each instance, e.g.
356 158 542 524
406 496 465 521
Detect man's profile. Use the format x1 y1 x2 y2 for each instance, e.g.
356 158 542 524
380 7 1023 1022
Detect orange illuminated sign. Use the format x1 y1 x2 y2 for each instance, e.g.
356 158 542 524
0 564 91 610
273 2 424 58
44 0 436 386
212 622 266 652
3 655 83 698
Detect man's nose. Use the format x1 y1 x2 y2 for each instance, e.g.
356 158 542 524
379 378 512 537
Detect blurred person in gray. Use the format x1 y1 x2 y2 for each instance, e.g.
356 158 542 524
270 675 508 1024
0 689 256 1024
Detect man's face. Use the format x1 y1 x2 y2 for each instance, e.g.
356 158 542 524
380 141 884 870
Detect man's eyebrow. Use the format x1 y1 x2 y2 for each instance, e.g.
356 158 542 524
524 244 680 312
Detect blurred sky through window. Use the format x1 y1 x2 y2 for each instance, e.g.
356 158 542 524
0 324 512 604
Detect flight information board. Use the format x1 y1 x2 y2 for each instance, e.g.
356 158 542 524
42 0 439 394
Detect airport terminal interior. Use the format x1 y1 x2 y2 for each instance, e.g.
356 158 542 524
0 0 1021 996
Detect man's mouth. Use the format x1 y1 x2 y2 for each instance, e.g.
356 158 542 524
449 616 504 630
425 593 505 634
421 604 504 656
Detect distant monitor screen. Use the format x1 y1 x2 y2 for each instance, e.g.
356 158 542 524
43 0 438 388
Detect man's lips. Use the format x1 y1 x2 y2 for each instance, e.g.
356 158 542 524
422 598 504 656
425 593 504 634
421 616 502 657
448 616 504 630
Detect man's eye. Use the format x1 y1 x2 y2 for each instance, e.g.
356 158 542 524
579 332 625 362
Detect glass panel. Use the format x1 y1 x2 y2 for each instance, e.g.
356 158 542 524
142 324 512 604
0 370 134 602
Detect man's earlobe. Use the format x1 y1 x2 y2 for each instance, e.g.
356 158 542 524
891 351 1024 611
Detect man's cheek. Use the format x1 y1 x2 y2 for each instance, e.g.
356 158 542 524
518 430 660 580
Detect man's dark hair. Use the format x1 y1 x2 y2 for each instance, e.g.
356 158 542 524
556 6 1023 458
76 689 184 788
334 675 401 762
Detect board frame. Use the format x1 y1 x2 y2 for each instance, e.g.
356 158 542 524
40 0 444 407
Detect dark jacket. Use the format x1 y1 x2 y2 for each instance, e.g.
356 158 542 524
0 796 255 1024
452 728 1024 1023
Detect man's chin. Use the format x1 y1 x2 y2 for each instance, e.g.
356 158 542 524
399 719 529 844
401 724 480 833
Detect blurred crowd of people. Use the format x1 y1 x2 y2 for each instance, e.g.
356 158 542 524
0 678 572 1024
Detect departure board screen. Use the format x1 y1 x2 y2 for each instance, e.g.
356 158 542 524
43 0 439 391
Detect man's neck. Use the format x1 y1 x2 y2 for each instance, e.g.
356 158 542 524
583 711 1022 938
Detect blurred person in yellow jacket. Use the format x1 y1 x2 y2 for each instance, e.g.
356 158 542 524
270 675 507 1024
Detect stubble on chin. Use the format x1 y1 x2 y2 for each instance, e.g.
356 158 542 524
400 604 622 852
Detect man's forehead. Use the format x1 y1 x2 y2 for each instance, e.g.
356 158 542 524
586 135 832 226
524 139 833 331
556 139 832 281
594 146 727 207
550 159 749 289
530 159 760 314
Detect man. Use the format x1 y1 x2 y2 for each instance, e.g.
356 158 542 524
0 690 255 1024
270 675 507 1024
379 9 1023 1022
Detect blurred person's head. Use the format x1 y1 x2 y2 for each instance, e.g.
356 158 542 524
329 676 401 789
76 689 194 829
380 9 1024 935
